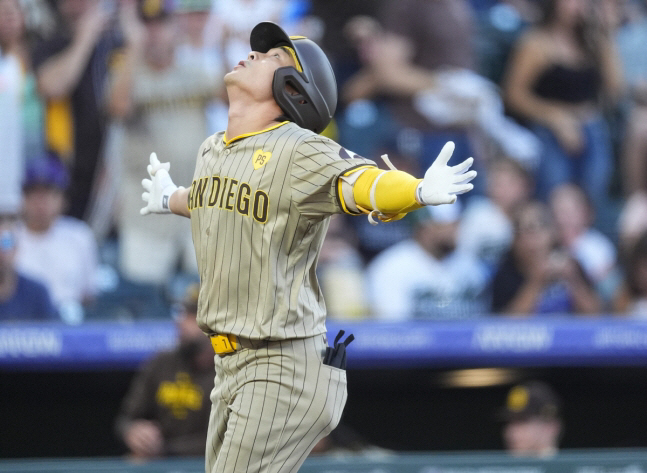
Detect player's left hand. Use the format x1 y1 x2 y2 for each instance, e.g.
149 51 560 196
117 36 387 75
140 152 178 215
418 141 476 206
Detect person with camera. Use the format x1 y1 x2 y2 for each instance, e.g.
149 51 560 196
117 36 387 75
491 201 601 315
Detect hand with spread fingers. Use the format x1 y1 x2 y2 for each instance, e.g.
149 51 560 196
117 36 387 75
140 152 179 215
418 141 477 206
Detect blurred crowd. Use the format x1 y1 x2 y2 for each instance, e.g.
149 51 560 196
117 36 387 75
2 0 647 322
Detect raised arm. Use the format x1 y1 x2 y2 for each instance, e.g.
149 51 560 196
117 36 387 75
341 142 476 224
36 4 111 99
107 1 146 119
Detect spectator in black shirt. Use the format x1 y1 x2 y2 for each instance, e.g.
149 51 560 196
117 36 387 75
32 0 122 220
115 283 214 458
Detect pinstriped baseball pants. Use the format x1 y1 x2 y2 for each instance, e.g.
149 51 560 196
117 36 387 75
205 334 348 473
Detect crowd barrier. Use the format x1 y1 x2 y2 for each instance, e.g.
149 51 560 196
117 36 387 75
2 450 647 473
2 317 647 370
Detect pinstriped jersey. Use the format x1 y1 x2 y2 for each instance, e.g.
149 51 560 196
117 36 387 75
189 121 375 340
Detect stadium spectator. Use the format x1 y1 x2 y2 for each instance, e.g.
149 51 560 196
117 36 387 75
500 381 562 458
549 183 618 304
174 0 226 135
107 0 215 285
14 154 98 324
341 13 539 173
376 0 542 168
115 283 214 458
174 0 221 75
0 0 24 216
210 0 284 72
475 0 541 85
491 201 601 315
617 0 647 196
617 191 647 261
32 0 123 221
459 155 534 271
613 231 647 316
342 1 477 177
503 0 623 216
366 202 490 320
0 0 46 161
0 216 58 321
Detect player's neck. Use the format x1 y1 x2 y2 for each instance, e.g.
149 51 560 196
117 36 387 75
225 93 284 142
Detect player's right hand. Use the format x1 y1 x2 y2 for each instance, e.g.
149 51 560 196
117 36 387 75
418 141 477 206
140 152 178 215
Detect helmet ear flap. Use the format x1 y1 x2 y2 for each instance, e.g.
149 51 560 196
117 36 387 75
273 67 330 133
283 78 308 104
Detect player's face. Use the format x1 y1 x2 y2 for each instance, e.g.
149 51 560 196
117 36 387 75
224 47 297 100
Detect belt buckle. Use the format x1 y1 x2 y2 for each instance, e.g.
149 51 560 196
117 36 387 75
210 334 240 355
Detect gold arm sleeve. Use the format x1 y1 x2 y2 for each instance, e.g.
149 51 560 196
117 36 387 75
351 168 423 215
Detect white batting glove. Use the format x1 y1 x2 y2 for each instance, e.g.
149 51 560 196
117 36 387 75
140 152 179 215
417 141 477 206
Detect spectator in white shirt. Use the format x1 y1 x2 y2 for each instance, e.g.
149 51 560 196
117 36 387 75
366 201 490 320
15 154 98 323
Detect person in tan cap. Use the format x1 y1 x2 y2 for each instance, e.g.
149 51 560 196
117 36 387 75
500 380 563 457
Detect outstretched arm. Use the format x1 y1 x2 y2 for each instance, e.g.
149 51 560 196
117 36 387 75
140 153 190 218
342 142 476 223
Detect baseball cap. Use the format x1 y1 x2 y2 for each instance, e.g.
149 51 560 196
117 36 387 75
139 0 174 21
499 381 561 422
23 154 69 191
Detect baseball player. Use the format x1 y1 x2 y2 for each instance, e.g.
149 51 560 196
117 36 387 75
140 22 476 473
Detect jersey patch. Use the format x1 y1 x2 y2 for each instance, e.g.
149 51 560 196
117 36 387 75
253 149 272 170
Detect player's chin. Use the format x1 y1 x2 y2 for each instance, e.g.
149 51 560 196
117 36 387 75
223 71 238 85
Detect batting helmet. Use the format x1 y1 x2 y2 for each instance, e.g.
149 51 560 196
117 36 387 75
250 22 337 134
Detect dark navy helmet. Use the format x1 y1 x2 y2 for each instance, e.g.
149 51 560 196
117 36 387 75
250 22 337 133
